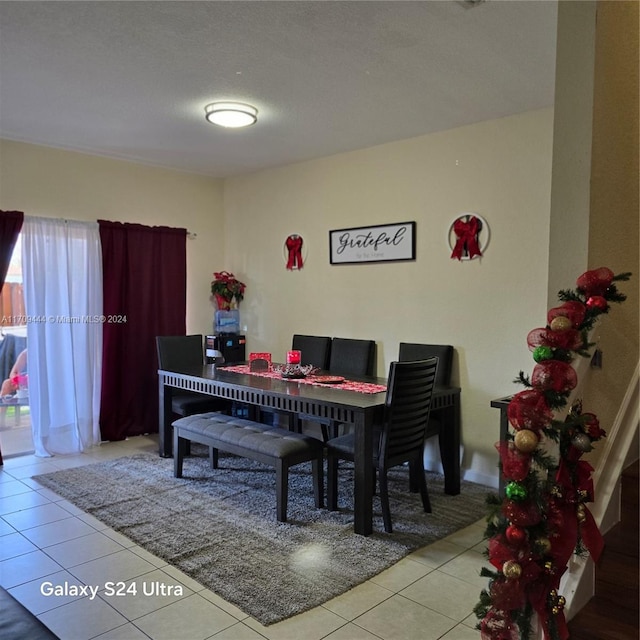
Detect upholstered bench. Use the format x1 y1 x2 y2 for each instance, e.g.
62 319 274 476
172 412 324 522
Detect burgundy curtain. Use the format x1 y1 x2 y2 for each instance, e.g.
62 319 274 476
98 220 187 440
0 211 24 292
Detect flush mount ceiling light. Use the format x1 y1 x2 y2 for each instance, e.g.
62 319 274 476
204 102 258 128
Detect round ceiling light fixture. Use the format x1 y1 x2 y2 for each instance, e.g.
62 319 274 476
204 102 258 128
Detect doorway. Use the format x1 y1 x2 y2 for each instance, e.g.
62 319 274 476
0 237 33 457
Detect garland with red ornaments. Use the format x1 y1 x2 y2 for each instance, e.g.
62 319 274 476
474 267 631 640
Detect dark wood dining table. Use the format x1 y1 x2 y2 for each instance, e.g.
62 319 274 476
158 363 461 536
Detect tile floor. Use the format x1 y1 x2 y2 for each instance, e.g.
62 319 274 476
0 405 33 457
0 435 491 640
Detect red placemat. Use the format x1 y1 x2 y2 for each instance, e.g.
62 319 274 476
223 364 387 394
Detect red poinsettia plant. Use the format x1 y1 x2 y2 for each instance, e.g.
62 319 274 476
211 271 246 310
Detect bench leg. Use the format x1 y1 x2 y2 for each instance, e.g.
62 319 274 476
173 429 187 478
312 456 324 508
276 460 288 522
209 447 219 469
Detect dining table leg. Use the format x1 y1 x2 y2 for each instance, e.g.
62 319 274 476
158 379 174 458
352 412 374 536
438 398 461 495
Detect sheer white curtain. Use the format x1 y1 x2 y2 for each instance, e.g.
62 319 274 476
22 217 103 456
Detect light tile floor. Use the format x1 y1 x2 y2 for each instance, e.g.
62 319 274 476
0 435 491 640
0 409 34 457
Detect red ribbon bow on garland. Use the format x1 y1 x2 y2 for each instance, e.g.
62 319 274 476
285 235 304 270
451 215 483 260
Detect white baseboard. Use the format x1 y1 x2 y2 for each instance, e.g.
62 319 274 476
422 452 500 491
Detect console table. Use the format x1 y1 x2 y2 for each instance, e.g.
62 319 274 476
491 395 512 496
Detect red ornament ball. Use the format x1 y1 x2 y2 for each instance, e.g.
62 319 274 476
505 525 527 545
586 295 608 311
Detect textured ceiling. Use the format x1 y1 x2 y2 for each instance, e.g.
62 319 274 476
0 1 558 177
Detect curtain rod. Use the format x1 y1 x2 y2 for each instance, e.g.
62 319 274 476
24 215 197 239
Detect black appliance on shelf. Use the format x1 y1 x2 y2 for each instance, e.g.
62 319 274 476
206 334 246 364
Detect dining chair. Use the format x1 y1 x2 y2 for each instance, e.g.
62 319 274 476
326 357 439 533
291 334 332 370
329 337 376 437
398 343 453 439
328 337 376 377
261 334 332 430
156 334 231 418
306 337 376 441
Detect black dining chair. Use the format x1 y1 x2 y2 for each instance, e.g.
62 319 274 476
398 343 453 440
258 334 333 429
308 337 376 441
292 334 332 370
156 334 231 418
326 358 439 533
329 337 376 377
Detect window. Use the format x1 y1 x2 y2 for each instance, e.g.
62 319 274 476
1 237 25 329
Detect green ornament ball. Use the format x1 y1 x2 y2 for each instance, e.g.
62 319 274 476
533 346 554 363
505 481 528 502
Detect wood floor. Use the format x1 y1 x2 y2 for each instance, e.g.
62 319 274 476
568 460 639 640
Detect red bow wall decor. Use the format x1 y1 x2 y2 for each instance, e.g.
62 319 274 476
449 214 489 260
285 234 304 270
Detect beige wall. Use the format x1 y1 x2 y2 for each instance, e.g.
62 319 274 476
224 108 555 485
584 0 639 437
0 139 225 334
547 0 596 303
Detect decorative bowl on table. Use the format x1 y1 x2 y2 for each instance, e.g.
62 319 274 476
272 364 317 379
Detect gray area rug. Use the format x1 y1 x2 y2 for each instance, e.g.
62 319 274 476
34 449 490 625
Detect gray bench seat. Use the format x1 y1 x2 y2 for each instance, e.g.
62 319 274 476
0 586 59 639
172 412 324 522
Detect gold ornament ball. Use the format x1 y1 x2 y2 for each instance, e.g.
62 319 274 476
577 504 587 523
558 596 566 607
544 561 555 573
536 537 552 555
552 607 560 615
514 429 539 453
550 316 572 332
502 560 522 579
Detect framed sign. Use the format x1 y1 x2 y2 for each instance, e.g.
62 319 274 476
329 221 416 265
